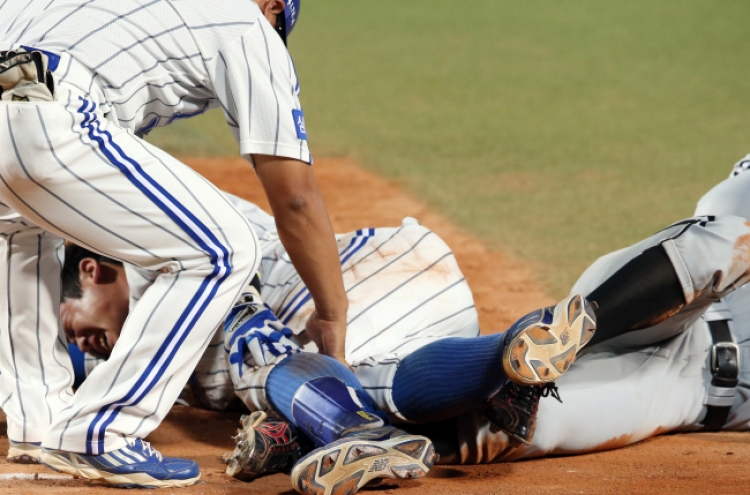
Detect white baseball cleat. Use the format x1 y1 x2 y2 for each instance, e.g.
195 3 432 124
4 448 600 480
290 426 437 495
8 440 42 464
502 294 597 385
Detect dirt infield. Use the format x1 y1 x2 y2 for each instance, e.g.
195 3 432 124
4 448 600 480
0 157 747 494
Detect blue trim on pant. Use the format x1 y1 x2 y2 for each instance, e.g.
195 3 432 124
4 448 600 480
75 98 234 454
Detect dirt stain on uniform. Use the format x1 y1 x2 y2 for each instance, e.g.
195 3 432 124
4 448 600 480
731 224 750 282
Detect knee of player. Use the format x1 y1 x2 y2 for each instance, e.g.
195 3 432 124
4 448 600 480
182 223 260 280
220 225 261 279
665 215 750 295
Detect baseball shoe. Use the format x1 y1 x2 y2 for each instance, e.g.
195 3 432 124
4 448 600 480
290 426 437 495
40 438 200 488
224 411 310 481
483 382 561 446
7 440 41 464
502 294 596 385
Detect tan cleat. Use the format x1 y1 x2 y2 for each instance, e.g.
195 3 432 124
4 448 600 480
290 426 437 495
502 294 597 385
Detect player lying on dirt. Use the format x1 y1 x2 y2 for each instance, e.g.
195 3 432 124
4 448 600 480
58 191 597 495
58 156 750 491
439 156 750 463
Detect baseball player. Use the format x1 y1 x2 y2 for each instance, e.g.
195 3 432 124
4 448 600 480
59 191 596 495
60 185 750 484
434 157 750 463
0 0 354 488
218 158 750 473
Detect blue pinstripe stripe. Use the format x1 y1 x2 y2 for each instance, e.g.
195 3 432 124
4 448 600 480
73 97 234 454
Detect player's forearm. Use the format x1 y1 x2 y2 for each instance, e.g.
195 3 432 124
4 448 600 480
272 193 348 322
253 155 348 332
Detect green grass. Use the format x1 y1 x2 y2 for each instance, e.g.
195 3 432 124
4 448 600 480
147 1 750 296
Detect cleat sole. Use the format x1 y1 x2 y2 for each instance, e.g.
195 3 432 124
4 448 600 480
291 433 433 495
8 454 40 464
502 294 597 385
8 444 42 464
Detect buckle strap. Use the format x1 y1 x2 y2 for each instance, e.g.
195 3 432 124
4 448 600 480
701 302 740 431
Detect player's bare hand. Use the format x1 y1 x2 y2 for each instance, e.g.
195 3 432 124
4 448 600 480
305 311 350 368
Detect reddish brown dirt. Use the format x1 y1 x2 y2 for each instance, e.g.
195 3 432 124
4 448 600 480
1 157 747 494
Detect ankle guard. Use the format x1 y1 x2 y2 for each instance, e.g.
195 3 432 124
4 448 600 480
292 377 385 447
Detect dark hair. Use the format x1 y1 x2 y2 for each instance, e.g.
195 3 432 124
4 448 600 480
61 244 122 300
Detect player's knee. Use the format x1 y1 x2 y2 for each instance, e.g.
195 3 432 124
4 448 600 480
184 215 259 283
221 220 260 281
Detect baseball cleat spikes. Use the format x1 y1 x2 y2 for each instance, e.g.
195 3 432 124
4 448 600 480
7 441 42 464
224 410 307 481
502 294 597 385
290 426 436 495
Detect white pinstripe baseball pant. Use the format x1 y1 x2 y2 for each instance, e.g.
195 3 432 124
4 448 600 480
0 88 259 454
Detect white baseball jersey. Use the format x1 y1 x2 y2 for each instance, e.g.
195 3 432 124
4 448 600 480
1 0 310 163
0 0 310 455
79 192 479 417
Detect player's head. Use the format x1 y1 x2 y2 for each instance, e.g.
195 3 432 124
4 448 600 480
60 244 130 359
255 0 301 45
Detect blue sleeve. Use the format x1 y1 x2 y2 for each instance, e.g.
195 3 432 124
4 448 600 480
68 343 87 388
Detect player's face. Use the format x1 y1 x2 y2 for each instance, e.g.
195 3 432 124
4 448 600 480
60 261 130 359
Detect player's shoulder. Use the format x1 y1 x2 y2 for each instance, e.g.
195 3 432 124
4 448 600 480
170 0 265 55
171 0 263 30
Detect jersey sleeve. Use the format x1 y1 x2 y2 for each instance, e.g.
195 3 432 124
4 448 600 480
210 20 311 165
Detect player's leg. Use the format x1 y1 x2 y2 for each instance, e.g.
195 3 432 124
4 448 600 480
265 353 437 495
572 215 750 348
221 289 436 494
446 315 712 463
0 97 259 487
286 222 589 431
694 154 750 220
487 214 750 445
0 213 74 463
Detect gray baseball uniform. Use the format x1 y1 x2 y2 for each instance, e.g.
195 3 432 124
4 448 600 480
452 165 750 463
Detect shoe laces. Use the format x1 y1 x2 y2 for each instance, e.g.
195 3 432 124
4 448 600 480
504 382 562 413
540 383 563 403
501 382 537 414
130 439 163 461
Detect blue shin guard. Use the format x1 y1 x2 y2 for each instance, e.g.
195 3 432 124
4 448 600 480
266 353 387 447
292 377 384 447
